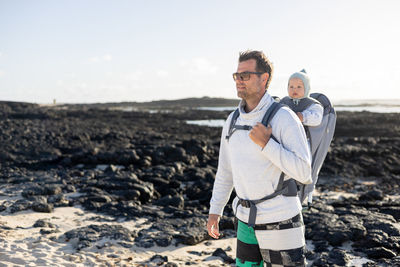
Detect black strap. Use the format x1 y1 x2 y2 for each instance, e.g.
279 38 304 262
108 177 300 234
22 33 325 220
252 214 302 231
304 126 312 157
236 173 299 228
226 108 240 141
261 101 283 143
233 125 252 131
226 101 283 142
261 101 282 126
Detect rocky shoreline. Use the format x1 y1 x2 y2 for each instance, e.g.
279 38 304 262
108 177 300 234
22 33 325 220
0 100 399 266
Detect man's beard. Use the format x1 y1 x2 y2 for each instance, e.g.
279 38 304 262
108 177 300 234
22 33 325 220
237 90 247 99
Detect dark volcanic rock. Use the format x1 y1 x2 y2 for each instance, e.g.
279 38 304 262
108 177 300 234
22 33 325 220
312 248 351 266
212 248 235 264
135 217 208 248
2 102 400 263
304 210 353 246
380 206 400 221
63 224 136 250
32 202 54 213
359 189 384 201
9 199 32 213
153 195 184 209
366 247 397 259
33 219 56 228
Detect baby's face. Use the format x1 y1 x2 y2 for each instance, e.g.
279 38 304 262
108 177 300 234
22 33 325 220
288 78 305 99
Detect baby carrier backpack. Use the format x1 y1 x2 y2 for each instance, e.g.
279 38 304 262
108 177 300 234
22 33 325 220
280 93 336 205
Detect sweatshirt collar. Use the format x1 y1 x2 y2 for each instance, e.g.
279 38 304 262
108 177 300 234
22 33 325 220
238 91 273 120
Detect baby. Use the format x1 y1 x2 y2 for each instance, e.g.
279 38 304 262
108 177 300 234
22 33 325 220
286 69 323 127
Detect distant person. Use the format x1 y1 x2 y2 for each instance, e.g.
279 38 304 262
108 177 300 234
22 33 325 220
207 50 312 266
283 69 323 127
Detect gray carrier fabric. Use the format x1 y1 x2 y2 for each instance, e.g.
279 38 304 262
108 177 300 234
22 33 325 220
300 93 336 202
282 94 336 203
280 96 320 114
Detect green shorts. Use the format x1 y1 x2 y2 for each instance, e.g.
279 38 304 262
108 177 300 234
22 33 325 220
236 214 306 267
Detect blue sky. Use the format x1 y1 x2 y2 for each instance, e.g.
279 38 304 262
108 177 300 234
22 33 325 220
0 0 399 103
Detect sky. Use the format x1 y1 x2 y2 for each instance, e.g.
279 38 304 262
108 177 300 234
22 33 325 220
0 0 399 104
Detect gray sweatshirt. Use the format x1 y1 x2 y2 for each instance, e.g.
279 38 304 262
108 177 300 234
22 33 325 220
209 92 312 224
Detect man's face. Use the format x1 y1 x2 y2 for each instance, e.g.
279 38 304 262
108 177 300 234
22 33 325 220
288 78 305 99
235 59 266 100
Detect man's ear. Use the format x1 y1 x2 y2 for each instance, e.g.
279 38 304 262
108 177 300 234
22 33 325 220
263 73 269 85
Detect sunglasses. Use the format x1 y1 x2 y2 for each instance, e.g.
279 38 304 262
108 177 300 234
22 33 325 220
232 71 265 81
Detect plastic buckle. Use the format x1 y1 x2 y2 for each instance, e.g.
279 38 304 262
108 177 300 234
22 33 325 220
240 200 251 208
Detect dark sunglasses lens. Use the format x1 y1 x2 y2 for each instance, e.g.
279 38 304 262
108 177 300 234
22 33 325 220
240 73 250 81
233 73 243 81
233 72 251 81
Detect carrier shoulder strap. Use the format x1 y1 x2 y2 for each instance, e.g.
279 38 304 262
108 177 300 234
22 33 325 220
261 101 282 126
261 102 283 143
280 96 319 113
226 101 282 141
225 109 240 141
310 93 335 115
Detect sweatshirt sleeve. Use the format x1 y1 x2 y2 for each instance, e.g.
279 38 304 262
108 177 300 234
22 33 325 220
261 108 312 184
302 103 323 126
209 114 234 216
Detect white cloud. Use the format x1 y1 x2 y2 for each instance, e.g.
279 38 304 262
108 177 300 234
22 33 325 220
194 58 218 73
89 57 100 63
186 57 219 75
103 54 112 61
67 73 77 79
156 70 168 77
87 54 113 63
179 60 188 67
0 70 5 77
124 71 143 81
78 82 88 89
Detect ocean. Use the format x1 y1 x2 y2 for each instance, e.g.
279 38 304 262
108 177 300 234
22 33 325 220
188 100 400 127
197 101 400 113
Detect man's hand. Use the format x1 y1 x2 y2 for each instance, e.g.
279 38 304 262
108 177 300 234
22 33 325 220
207 214 221 239
296 112 303 122
249 123 272 149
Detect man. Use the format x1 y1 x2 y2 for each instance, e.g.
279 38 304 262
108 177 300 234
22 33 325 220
207 50 312 266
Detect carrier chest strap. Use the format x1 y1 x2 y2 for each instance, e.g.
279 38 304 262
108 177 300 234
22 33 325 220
226 101 282 141
233 125 252 131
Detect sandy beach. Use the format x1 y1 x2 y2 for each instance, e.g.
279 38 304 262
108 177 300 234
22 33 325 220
1 190 391 266
0 205 236 266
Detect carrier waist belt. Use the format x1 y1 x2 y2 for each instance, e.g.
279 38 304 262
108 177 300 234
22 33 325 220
236 178 298 228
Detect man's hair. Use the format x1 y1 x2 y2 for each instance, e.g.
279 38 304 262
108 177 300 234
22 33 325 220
239 50 273 89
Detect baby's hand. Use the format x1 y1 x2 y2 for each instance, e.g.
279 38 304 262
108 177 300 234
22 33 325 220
296 112 303 122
